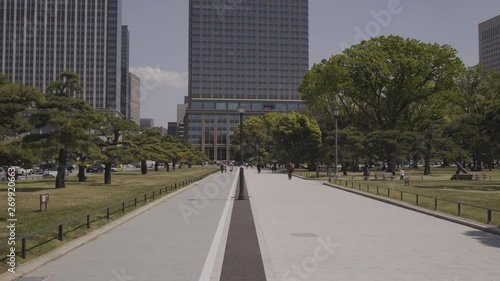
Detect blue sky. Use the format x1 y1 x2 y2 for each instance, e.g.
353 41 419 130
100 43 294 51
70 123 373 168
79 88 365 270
122 0 500 127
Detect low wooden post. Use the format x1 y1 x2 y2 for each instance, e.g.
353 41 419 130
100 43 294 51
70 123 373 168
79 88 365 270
22 238 26 258
58 225 63 241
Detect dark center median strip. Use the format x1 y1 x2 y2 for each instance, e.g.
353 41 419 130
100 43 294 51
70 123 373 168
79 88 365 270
220 178 267 281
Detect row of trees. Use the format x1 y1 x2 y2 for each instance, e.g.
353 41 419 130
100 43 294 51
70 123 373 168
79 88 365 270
296 35 500 174
233 111 322 169
0 72 208 188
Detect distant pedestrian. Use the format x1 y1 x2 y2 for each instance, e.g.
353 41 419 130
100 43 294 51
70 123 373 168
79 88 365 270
220 164 224 173
287 162 294 180
399 169 405 180
257 163 262 174
363 165 370 181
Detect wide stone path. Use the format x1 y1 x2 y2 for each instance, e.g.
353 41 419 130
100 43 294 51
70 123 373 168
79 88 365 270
246 169 500 281
18 171 238 281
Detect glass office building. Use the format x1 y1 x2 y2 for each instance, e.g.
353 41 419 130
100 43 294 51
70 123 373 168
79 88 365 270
187 0 309 161
479 14 500 71
0 0 123 115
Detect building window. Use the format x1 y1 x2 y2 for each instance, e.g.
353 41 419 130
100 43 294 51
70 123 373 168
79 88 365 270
216 102 227 110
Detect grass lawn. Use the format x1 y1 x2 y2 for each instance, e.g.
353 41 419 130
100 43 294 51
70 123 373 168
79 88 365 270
0 166 218 273
319 167 500 227
269 167 499 226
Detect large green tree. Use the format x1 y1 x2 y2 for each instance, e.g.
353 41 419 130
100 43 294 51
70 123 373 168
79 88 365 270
25 72 102 188
300 35 464 171
0 75 43 166
96 115 139 184
444 65 500 170
235 112 322 168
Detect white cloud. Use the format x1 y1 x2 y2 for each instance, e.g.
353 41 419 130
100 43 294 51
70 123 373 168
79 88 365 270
129 66 188 89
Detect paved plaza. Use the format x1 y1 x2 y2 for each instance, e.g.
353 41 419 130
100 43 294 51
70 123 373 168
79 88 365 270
3 168 500 281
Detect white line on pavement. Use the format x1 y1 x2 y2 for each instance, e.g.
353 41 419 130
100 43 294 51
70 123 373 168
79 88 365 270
198 170 239 281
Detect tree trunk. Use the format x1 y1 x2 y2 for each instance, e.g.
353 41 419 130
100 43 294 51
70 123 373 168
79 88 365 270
308 161 316 171
55 149 66 188
172 161 176 170
78 164 87 182
489 154 494 171
166 162 170 172
424 156 431 175
412 156 419 169
104 163 112 184
424 141 432 175
154 161 159 172
387 158 396 173
141 160 147 174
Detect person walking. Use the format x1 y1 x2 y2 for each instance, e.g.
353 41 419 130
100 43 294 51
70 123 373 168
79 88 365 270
220 164 224 174
257 163 262 174
363 165 370 181
287 162 294 180
399 169 405 180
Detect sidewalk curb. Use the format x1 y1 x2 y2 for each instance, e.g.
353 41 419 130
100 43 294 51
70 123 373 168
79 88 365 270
324 182 500 237
0 172 217 281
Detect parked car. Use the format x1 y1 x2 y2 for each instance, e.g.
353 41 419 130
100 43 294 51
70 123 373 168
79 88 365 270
43 170 58 177
86 165 104 173
9 166 26 176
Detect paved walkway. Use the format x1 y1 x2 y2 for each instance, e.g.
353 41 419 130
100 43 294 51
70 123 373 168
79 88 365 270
14 172 238 281
246 169 500 281
6 168 500 281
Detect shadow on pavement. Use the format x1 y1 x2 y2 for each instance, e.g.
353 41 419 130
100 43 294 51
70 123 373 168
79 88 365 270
463 230 500 248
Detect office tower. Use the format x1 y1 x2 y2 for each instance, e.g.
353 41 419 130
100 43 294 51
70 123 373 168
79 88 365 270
479 14 500 70
0 0 123 115
140 118 154 131
167 122 178 137
129 72 141 125
121 25 130 118
187 0 309 161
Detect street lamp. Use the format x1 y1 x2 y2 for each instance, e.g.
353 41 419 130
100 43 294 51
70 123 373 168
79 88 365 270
237 107 246 200
333 107 339 179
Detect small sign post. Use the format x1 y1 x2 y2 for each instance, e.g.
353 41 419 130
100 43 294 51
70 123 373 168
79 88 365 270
40 194 49 211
